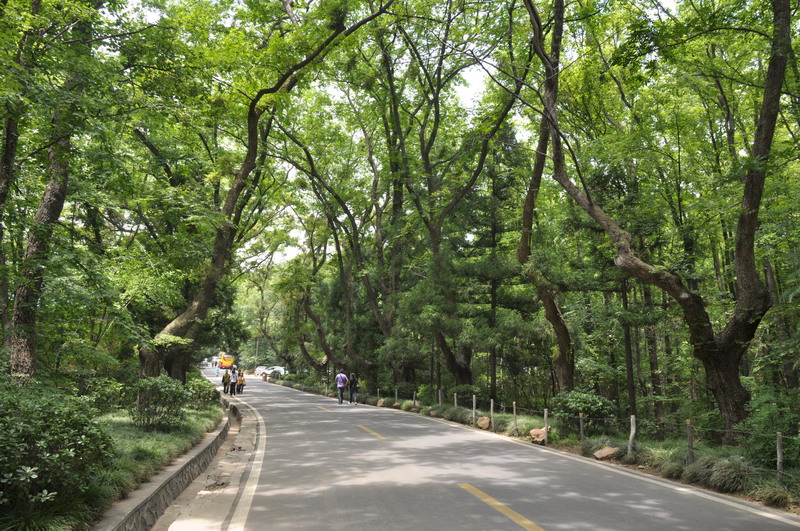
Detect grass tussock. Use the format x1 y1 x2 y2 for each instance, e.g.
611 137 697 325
750 481 793 508
683 455 719 487
708 456 754 493
659 460 685 479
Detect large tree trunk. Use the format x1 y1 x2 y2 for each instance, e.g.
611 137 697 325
517 119 575 393
620 280 637 416
9 12 92 377
0 0 41 337
10 116 72 378
516 0 574 394
434 330 473 385
642 285 665 436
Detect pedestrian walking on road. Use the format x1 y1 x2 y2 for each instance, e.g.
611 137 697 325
230 375 237 396
348 373 359 404
237 373 245 394
222 370 231 393
335 369 349 405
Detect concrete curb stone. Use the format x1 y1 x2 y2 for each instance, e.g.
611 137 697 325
92 400 239 531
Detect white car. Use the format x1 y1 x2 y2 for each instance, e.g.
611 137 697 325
265 366 286 376
254 366 268 376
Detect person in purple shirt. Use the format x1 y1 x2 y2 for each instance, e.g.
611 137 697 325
335 369 349 405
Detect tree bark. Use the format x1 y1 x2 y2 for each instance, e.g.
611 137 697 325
9 11 92 378
621 280 637 416
1 0 41 339
643 284 665 436
516 0 574 393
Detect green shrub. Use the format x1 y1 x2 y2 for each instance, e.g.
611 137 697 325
394 382 418 400
735 390 800 468
0 385 113 526
186 376 219 405
708 456 754 493
416 384 436 404
300 374 322 387
427 404 449 417
676 400 724 441
550 390 614 434
83 377 129 412
400 400 416 411
645 445 686 469
442 405 472 424
683 455 719 486
129 376 190 430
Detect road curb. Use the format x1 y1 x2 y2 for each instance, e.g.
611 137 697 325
92 400 239 531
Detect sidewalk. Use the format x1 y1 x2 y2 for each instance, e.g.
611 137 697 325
152 398 257 531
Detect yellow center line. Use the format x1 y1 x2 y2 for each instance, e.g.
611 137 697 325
358 425 386 440
458 483 544 531
316 405 333 412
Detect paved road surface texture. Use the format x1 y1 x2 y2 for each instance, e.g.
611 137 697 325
162 369 800 530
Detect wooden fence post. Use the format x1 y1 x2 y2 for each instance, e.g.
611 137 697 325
454 393 457 408
686 419 694 465
395 388 398 403
579 412 585 443
777 432 784 484
544 408 549 446
413 391 417 407
628 415 637 456
472 395 476 424
513 402 517 433
438 389 442 405
490 399 494 431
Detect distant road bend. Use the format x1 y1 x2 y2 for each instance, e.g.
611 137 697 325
202 370 800 531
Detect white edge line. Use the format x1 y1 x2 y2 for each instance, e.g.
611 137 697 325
226 399 266 531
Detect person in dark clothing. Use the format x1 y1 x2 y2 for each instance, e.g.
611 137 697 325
222 370 231 394
348 373 359 404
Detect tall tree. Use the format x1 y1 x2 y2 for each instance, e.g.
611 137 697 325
520 0 791 439
137 0 395 381
9 1 100 378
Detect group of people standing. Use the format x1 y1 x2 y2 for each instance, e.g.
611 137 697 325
220 366 357 405
335 369 359 405
221 367 245 396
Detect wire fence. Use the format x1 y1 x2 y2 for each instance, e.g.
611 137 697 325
364 386 800 486
301 378 799 482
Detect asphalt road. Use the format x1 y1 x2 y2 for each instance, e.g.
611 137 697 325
204 370 800 531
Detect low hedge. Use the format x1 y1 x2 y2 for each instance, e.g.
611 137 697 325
0 383 114 529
